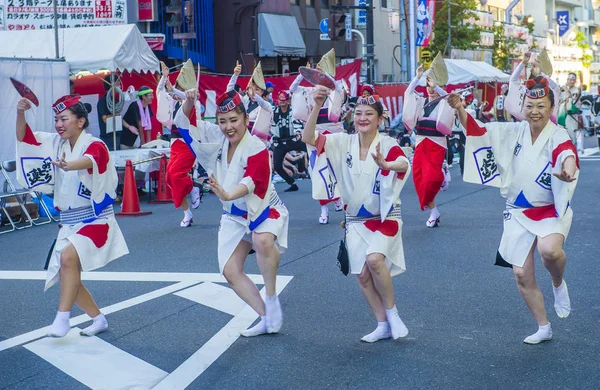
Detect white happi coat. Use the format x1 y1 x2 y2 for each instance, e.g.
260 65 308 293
313 131 411 276
174 109 288 272
16 126 128 290
292 80 345 201
462 115 579 267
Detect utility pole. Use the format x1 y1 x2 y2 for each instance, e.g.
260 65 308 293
399 0 408 81
408 0 416 78
53 0 59 58
366 1 374 84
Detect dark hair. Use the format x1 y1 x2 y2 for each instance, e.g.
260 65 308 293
68 102 92 129
526 76 555 108
356 101 384 117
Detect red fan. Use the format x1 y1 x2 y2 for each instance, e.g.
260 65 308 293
10 77 40 107
299 67 336 90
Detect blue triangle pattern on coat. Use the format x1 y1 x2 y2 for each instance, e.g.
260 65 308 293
357 205 375 217
230 203 248 216
514 191 534 208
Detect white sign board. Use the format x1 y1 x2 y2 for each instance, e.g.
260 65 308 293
345 13 352 41
320 33 330 41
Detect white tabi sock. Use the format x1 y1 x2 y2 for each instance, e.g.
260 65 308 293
80 313 109 337
47 310 71 338
265 294 283 333
184 209 193 220
320 205 329 218
240 316 268 337
361 322 391 343
429 207 440 219
385 305 409 339
523 323 552 344
553 280 571 318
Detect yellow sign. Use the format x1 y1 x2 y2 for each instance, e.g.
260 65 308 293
420 48 433 70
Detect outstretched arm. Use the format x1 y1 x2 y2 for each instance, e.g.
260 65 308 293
302 86 329 147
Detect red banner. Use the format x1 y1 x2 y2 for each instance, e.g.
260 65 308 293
137 0 155 22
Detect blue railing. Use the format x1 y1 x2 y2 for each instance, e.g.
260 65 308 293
152 0 215 70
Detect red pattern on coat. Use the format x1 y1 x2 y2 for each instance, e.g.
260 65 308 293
552 140 580 169
22 124 42 146
243 148 270 200
364 219 399 237
380 145 407 179
166 139 196 208
268 208 281 219
412 138 446 210
84 142 110 175
522 205 558 221
76 223 109 248
465 114 487 137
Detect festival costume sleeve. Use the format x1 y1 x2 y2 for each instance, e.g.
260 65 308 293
291 86 314 122
328 80 345 123
156 77 175 129
16 125 60 194
226 74 238 92
239 143 271 221
435 99 454 136
308 132 345 200
551 136 580 218
251 95 274 142
463 113 521 188
289 74 303 93
402 77 424 131
174 105 222 175
80 141 118 216
506 63 525 121
378 139 411 221
541 72 560 120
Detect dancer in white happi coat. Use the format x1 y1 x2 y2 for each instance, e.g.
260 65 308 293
291 49 345 224
558 72 584 151
303 87 412 342
402 57 454 227
176 88 289 337
505 51 560 124
226 61 273 143
448 76 579 345
15 95 128 338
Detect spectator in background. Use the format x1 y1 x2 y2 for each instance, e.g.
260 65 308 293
120 86 154 149
266 81 276 106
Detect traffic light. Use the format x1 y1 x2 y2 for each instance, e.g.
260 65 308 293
166 0 182 28
328 12 346 41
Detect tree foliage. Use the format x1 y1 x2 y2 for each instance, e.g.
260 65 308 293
572 31 593 68
429 0 481 56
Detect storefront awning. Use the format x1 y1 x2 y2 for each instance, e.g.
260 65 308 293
258 13 306 57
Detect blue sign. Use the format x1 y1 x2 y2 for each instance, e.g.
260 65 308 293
319 18 329 34
557 10 569 37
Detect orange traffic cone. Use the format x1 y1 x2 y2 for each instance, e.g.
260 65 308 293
116 160 152 217
149 153 172 204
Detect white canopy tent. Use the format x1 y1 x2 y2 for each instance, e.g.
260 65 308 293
420 59 510 85
0 24 160 74
0 25 160 162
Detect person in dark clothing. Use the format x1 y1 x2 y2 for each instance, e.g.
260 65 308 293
271 91 306 192
120 86 154 149
97 74 123 150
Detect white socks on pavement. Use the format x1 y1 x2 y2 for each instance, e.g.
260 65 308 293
47 310 71 338
180 209 193 228
426 207 440 228
240 316 268 337
266 294 283 333
334 198 344 212
385 305 409 339
361 322 392 343
523 323 552 344
80 313 109 337
319 206 329 224
553 280 571 318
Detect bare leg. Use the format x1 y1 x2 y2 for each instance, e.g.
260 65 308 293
357 264 386 322
75 283 101 318
222 240 265 316
58 243 82 312
513 241 548 326
253 232 279 298
365 253 395 310
181 196 189 212
538 234 566 288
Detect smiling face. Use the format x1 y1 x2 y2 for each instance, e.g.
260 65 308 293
523 94 553 130
217 108 249 145
353 104 382 134
54 109 85 141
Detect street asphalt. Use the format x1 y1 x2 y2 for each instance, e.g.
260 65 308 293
1 153 599 389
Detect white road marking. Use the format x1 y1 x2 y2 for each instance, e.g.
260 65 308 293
174 282 246 316
25 328 168 390
0 270 265 284
0 280 198 352
153 275 293 390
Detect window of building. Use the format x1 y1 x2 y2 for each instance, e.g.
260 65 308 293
381 0 389 9
290 0 299 5
321 0 329 8
306 0 315 7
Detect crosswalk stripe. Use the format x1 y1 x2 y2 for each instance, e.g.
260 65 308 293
175 282 247 316
25 327 168 390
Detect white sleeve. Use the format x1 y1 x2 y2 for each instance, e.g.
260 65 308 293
402 76 425 131
506 64 525 121
226 74 239 93
290 74 304 93
253 94 273 110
